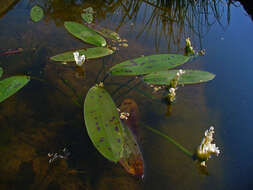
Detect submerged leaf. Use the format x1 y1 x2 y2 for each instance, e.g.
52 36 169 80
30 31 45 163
109 54 190 76
0 76 30 103
64 21 106 47
84 86 124 162
119 126 144 177
50 47 114 62
144 70 215 85
0 67 3 78
120 99 139 136
30 5 44 22
119 99 144 176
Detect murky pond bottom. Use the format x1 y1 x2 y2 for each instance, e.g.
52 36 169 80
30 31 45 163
0 0 253 190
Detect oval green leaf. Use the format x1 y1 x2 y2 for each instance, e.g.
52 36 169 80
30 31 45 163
0 76 30 103
64 21 106 47
144 70 215 85
50 47 113 62
0 67 3 78
30 5 44 22
84 86 125 162
109 54 190 76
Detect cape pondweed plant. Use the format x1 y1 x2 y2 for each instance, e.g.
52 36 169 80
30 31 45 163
46 8 220 176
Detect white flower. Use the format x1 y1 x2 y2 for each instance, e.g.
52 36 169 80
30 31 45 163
120 112 130 120
73 51 85 66
153 86 162 93
169 87 176 95
176 69 185 77
168 87 176 103
196 126 220 167
117 108 130 120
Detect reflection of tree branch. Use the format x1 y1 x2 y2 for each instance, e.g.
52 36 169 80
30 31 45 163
37 0 232 50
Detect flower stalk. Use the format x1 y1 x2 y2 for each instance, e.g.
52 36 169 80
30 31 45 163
144 125 193 158
167 69 185 103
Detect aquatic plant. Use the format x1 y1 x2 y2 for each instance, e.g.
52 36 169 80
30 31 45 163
195 126 220 167
48 10 219 176
0 67 30 103
30 5 44 22
81 7 95 24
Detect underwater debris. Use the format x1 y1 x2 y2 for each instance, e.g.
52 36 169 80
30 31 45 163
48 147 70 164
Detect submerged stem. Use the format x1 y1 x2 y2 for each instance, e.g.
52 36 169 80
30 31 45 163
144 125 193 158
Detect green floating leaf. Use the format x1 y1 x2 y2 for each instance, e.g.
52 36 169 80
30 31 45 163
30 5 44 22
64 21 106 47
0 76 30 103
0 67 3 78
84 86 125 162
50 47 114 62
109 54 190 76
95 27 121 41
144 70 215 85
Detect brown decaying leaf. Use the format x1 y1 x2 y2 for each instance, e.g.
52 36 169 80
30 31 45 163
119 98 144 177
120 98 139 136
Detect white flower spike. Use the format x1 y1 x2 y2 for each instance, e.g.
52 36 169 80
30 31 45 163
73 51 85 66
196 126 220 167
168 87 176 102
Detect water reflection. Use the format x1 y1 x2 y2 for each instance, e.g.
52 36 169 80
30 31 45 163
33 0 234 50
0 0 20 18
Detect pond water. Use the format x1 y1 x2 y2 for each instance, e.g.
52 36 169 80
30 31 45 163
0 0 252 189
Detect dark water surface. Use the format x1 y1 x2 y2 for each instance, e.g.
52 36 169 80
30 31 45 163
0 0 252 189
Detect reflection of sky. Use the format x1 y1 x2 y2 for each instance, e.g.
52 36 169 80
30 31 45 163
203 5 253 189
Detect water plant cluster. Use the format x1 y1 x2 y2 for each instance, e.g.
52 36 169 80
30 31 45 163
0 4 220 177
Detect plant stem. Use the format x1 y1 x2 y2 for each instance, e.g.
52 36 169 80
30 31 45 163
95 57 106 83
101 72 110 83
105 82 160 103
114 80 142 101
143 125 193 158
